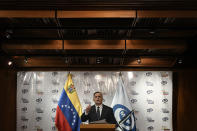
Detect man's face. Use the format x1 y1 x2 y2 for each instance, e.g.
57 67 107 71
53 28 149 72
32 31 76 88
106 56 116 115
93 93 103 106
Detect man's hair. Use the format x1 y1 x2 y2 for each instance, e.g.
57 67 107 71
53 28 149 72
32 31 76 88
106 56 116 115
93 91 103 97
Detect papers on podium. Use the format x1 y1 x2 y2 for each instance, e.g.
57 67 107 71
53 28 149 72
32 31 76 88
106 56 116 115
89 119 107 124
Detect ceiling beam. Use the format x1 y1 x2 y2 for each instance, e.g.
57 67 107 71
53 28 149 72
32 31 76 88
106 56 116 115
137 10 197 18
57 10 136 18
1 1 197 10
125 57 176 67
1 40 63 50
64 40 124 49
2 39 187 52
0 10 197 18
0 10 55 18
126 40 187 52
13 56 176 68
2 40 187 51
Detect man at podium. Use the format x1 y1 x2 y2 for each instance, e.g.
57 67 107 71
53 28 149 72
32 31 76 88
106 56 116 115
81 92 117 124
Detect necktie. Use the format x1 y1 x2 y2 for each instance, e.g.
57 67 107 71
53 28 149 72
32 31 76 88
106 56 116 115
96 106 100 120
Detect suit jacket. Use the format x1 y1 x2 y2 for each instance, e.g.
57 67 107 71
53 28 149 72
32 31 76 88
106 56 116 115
81 104 117 124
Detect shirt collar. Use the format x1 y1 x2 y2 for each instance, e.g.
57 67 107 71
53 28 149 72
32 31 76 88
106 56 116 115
95 104 103 109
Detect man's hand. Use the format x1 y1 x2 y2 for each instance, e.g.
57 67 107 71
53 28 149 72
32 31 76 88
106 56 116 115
85 104 91 114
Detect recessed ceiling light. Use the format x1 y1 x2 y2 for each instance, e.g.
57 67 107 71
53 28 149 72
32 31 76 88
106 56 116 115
8 61 12 66
149 31 155 34
137 58 141 64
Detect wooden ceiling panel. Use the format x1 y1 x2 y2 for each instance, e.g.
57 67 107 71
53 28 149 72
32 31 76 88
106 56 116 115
10 29 59 39
2 40 187 51
2 40 63 50
0 10 55 18
1 0 197 10
14 56 176 68
57 10 136 18
0 9 195 68
126 40 187 52
137 11 197 18
124 57 176 67
64 40 124 50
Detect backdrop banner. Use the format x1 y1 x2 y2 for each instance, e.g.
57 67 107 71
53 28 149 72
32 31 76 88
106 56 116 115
17 71 172 131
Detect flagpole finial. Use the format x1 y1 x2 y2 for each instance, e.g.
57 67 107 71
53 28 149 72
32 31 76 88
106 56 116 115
68 71 72 77
119 72 122 77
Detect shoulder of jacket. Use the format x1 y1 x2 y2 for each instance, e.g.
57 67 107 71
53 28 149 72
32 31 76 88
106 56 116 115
103 104 112 109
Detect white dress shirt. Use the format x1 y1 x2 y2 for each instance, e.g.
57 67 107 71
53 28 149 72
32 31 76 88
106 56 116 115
85 104 103 116
95 104 103 117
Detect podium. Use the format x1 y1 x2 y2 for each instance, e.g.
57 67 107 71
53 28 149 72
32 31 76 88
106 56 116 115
80 124 116 131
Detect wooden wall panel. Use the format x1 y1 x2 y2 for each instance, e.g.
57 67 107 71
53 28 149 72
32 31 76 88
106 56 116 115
0 68 16 131
176 70 197 131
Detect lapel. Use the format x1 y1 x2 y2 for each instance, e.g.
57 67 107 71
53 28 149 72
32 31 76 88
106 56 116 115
100 104 106 119
92 105 97 119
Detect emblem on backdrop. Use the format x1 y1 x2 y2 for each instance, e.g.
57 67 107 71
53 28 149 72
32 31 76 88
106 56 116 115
147 108 153 113
130 99 137 103
36 89 44 95
162 108 169 113
131 90 139 95
21 107 27 112
130 81 136 86
162 99 168 104
52 108 56 113
36 98 42 103
147 90 153 94
162 126 170 131
146 72 152 76
51 117 55 122
21 125 27 130
51 89 59 94
36 117 42 122
84 90 90 94
162 117 169 122
22 89 28 94
161 81 168 85
52 79 60 85
36 108 44 113
147 126 154 131
52 98 58 104
162 90 169 95
147 117 154 122
34 126 43 131
83 99 91 105
147 99 154 104
21 116 28 121
21 98 29 103
52 126 56 131
146 81 154 86
160 72 169 77
52 72 58 76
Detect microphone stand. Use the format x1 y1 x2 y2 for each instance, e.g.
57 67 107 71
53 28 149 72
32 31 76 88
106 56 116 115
116 110 134 131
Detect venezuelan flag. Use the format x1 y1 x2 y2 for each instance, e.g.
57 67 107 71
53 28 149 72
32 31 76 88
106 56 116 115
55 73 82 131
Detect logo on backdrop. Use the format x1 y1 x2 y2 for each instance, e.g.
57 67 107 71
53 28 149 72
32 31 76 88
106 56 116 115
113 104 135 131
146 72 152 76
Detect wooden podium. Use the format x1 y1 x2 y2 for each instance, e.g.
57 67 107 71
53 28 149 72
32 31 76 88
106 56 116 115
80 124 116 131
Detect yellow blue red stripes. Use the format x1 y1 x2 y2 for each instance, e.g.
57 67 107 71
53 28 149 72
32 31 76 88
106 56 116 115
55 73 82 131
64 74 82 117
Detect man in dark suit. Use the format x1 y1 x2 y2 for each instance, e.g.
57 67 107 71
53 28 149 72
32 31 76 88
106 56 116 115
81 91 117 124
